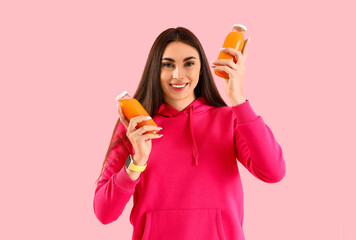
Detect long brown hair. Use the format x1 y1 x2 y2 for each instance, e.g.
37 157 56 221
94 26 227 185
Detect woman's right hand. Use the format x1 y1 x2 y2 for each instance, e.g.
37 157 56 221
117 103 163 165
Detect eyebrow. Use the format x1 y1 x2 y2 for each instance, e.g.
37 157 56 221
161 56 197 62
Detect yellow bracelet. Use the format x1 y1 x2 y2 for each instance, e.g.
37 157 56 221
127 155 147 172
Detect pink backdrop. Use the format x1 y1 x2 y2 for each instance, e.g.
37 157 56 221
1 0 355 239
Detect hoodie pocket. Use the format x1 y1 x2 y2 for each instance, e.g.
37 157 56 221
142 208 226 240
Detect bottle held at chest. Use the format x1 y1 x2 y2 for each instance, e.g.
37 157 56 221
116 91 159 134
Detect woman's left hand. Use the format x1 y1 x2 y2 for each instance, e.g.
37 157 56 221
211 38 250 106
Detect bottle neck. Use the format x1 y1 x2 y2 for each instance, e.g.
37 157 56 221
232 26 246 33
121 94 131 100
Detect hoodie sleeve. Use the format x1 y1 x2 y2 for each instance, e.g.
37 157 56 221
231 99 286 183
93 122 140 224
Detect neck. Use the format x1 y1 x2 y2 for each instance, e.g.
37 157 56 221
164 95 197 111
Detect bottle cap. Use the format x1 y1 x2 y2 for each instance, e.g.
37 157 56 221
116 90 128 101
232 24 247 32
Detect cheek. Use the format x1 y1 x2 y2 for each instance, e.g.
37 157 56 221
189 67 200 79
160 71 171 82
160 72 170 91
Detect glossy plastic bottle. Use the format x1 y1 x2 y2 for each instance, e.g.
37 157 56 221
214 24 247 79
116 91 159 134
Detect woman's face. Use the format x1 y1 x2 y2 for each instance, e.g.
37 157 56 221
160 41 201 107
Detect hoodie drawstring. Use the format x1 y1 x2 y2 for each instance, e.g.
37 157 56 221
189 105 199 165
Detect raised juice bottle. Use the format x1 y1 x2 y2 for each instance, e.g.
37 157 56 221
116 91 159 134
214 24 247 79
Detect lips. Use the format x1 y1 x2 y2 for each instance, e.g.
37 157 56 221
170 83 188 88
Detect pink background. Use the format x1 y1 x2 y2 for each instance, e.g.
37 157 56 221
1 0 355 239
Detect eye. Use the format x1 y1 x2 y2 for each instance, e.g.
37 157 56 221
185 62 195 66
163 62 173 67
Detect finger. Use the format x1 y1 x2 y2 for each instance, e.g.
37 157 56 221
132 124 161 136
117 103 129 128
221 47 238 61
235 51 244 65
141 133 163 141
128 115 152 132
242 38 250 60
211 59 238 70
212 65 234 79
221 47 243 65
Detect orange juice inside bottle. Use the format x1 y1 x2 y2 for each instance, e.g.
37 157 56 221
116 91 159 134
214 24 247 79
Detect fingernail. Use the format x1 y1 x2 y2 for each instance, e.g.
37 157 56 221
211 65 216 68
146 116 152 119
157 127 163 130
158 134 163 137
248 37 251 42
210 60 215 63
219 48 226 51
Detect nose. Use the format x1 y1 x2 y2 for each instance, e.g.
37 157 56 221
173 66 182 79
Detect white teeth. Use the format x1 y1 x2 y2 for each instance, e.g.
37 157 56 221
171 83 188 88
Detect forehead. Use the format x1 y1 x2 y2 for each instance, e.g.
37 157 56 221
162 41 199 59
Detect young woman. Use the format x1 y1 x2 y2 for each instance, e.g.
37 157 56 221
93 26 286 240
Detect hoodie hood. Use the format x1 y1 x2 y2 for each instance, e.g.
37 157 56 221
155 97 215 166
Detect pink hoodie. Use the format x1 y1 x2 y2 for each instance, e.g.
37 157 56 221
93 97 286 240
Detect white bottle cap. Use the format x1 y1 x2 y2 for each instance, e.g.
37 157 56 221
116 90 128 101
233 24 247 32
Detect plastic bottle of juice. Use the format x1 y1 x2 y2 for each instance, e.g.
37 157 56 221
116 91 159 134
214 24 247 79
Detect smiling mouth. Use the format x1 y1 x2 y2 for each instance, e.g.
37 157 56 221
170 83 189 88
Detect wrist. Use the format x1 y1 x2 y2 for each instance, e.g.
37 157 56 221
132 155 147 166
230 96 246 106
125 166 141 181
